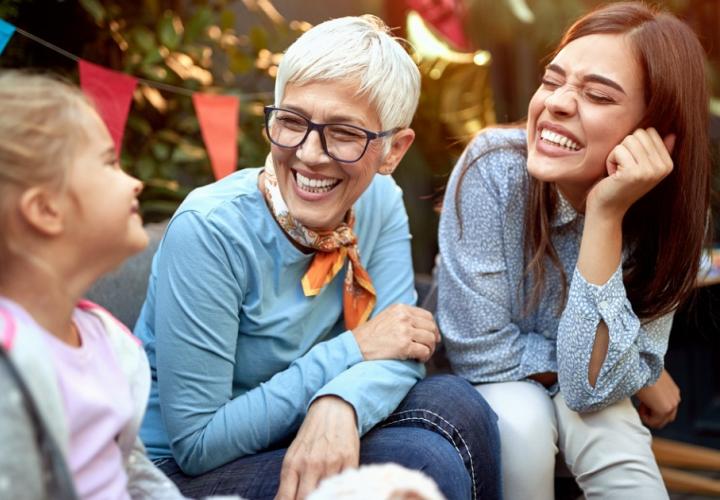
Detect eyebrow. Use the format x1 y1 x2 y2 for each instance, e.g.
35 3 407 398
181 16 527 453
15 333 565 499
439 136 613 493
102 147 117 159
282 104 369 127
546 63 627 95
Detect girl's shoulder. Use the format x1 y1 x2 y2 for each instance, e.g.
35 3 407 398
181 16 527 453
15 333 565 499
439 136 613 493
76 300 145 368
0 298 44 354
77 300 136 340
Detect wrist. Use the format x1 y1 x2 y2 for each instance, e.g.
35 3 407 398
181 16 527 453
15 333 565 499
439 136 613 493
585 197 627 223
311 395 354 413
310 395 359 429
350 327 370 360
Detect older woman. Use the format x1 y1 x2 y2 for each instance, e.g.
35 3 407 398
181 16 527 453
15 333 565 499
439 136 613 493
135 15 500 500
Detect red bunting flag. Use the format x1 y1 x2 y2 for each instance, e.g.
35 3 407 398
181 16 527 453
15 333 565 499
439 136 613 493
406 0 470 50
192 93 239 180
78 60 137 154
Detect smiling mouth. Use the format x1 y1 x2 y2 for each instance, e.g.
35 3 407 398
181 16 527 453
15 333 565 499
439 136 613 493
539 128 582 151
294 171 341 194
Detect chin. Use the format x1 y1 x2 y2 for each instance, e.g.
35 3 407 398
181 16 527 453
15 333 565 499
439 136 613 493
526 157 555 183
295 213 335 231
127 228 150 254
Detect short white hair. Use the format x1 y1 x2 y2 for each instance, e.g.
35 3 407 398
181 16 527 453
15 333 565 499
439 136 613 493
274 15 420 130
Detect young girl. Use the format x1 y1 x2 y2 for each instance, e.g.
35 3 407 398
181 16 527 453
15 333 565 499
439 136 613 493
437 2 710 499
0 71 186 499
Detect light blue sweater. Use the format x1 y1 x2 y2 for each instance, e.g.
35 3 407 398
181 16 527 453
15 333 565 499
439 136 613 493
135 168 423 475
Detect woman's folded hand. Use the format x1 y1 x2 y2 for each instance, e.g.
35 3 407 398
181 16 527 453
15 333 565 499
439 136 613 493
351 304 440 363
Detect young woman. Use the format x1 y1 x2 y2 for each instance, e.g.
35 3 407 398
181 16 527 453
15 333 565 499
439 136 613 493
437 2 710 499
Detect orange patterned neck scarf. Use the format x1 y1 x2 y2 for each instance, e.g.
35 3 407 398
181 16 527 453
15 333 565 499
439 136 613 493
262 158 376 329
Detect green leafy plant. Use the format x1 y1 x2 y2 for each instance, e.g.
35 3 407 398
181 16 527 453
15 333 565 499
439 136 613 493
73 0 309 220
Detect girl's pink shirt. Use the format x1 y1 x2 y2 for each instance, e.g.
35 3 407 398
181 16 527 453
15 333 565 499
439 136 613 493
41 306 133 500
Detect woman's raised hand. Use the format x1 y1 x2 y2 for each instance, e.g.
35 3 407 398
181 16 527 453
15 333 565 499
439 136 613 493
588 128 675 217
351 304 440 363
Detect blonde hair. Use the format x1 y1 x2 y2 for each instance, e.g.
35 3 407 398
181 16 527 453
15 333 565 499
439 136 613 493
0 70 96 189
0 70 97 264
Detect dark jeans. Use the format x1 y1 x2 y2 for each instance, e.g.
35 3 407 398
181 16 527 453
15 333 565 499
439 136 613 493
157 374 501 500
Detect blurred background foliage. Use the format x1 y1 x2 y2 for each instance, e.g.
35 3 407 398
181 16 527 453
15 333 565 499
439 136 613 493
0 0 308 220
0 0 718 273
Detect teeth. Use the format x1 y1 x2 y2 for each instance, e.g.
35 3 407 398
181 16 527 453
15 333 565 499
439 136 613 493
296 172 340 193
540 129 581 151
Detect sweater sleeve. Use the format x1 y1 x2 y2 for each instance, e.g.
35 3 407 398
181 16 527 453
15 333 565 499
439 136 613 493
310 179 424 435
153 211 364 475
0 355 51 500
556 265 672 412
437 145 557 382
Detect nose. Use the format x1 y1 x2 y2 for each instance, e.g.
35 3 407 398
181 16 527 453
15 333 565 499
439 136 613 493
544 85 577 117
295 129 330 165
124 170 144 196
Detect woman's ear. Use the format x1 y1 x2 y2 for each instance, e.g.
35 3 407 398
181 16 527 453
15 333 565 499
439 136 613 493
377 128 415 175
18 186 65 236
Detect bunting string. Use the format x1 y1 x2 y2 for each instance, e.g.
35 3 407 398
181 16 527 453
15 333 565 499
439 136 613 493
1 18 274 180
6 22 273 100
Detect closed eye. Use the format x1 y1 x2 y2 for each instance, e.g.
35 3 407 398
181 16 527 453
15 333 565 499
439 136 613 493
541 78 561 88
585 91 616 104
102 148 119 168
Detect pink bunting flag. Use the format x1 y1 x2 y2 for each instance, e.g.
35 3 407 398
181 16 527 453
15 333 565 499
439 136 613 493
78 59 137 154
192 93 239 180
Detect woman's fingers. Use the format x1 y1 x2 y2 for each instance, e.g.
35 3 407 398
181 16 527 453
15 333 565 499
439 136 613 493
620 133 647 166
409 328 437 353
352 304 440 361
275 466 300 500
296 469 322 500
410 314 440 339
607 144 637 178
407 341 433 362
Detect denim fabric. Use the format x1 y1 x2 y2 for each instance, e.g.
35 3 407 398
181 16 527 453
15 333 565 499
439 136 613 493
157 375 501 500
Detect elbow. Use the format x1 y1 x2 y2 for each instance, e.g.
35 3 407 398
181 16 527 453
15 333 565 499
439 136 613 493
171 439 214 477
558 372 605 413
560 382 613 413
174 452 207 477
562 393 597 413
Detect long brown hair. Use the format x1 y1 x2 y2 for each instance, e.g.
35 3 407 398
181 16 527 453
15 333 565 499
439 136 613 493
457 2 711 321
530 1 710 320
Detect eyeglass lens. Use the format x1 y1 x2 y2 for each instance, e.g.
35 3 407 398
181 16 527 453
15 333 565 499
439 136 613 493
266 108 369 162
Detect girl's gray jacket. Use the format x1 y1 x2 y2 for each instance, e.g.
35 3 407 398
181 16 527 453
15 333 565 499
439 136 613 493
0 299 186 500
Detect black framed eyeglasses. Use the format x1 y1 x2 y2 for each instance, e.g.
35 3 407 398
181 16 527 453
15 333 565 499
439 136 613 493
263 106 397 163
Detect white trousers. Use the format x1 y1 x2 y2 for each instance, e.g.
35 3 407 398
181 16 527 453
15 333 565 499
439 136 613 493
476 381 668 500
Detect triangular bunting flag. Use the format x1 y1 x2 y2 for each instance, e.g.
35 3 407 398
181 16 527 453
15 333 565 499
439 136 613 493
0 19 16 55
78 59 137 154
192 93 239 180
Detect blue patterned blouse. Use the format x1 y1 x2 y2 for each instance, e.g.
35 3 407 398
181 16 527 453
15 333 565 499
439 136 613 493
437 128 671 412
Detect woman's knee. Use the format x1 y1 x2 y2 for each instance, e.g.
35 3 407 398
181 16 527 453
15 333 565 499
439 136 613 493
400 374 498 425
362 426 471 500
385 375 502 499
477 381 557 461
